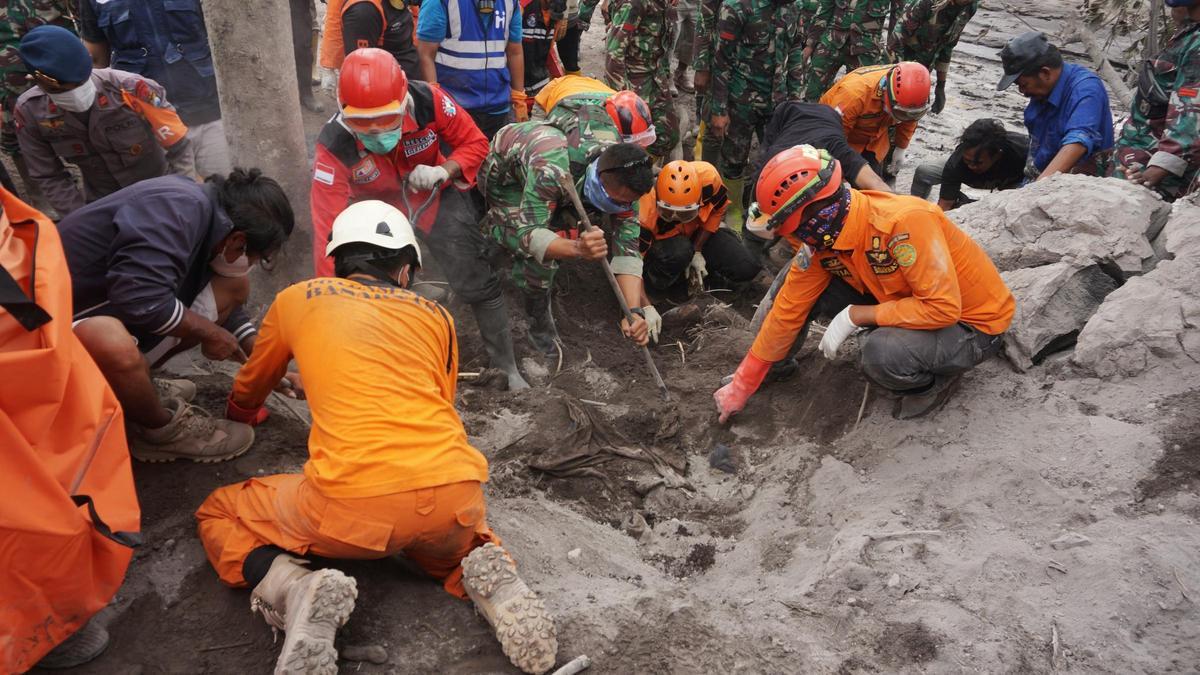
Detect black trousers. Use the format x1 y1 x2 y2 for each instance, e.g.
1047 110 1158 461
423 188 502 305
559 26 584 73
469 108 513 142
643 229 761 291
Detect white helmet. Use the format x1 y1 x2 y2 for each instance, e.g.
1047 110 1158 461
325 200 422 266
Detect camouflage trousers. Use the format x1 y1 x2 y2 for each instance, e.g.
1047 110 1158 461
693 93 722 164
674 0 697 68
719 101 772 179
484 205 569 291
802 36 888 101
607 68 680 159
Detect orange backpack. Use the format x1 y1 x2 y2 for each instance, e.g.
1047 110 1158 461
0 188 141 671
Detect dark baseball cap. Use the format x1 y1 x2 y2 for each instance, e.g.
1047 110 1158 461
997 31 1051 91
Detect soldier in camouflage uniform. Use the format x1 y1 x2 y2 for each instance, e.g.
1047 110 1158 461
708 0 806 231
0 0 76 200
673 0 697 93
802 0 899 101
691 0 723 165
602 0 679 159
480 116 656 352
1114 0 1200 201
888 0 980 114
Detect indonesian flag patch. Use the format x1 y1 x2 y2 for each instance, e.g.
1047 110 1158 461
313 162 335 185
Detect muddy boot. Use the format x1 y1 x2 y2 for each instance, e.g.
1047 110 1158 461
299 88 325 113
129 397 255 463
472 296 531 390
523 291 560 357
153 377 197 403
674 67 694 94
35 618 110 669
462 543 557 674
893 375 960 420
251 555 358 675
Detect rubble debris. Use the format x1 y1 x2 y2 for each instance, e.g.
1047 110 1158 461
341 644 388 664
1000 262 1119 370
1049 533 1092 550
708 444 737 474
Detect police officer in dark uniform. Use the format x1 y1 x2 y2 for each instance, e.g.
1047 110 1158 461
77 0 231 177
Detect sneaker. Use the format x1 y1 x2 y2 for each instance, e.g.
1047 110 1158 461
462 543 557 674
153 377 197 403
251 556 358 675
129 398 254 463
35 618 110 669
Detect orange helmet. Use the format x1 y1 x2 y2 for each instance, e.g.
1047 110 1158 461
656 161 701 222
339 48 409 131
883 62 932 123
748 144 843 237
605 91 657 147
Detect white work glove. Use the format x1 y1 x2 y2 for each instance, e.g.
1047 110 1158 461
643 305 662 343
408 164 450 191
319 67 338 93
818 306 859 359
886 147 906 175
688 250 708 285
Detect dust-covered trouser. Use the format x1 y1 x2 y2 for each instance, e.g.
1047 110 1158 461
196 476 496 597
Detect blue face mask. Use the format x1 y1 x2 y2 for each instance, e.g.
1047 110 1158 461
583 162 632 214
358 130 402 154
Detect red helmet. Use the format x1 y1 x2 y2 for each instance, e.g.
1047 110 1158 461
748 144 843 237
339 48 409 129
605 90 656 147
884 62 932 123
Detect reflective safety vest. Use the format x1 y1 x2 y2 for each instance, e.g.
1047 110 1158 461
434 0 516 113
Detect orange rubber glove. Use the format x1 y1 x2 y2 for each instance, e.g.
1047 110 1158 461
226 393 269 426
713 352 772 423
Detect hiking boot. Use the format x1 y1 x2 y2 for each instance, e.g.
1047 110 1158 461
462 543 557 674
35 618 110 669
893 375 960 420
153 377 197 403
129 397 255 463
523 291 560 357
674 67 694 94
473 297 531 391
251 555 358 675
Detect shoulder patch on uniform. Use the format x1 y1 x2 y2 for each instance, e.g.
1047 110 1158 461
314 162 336 185
886 232 910 248
133 80 165 107
442 94 457 118
893 242 917 267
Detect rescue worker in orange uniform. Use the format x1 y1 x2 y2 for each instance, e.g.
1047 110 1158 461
638 160 760 293
819 62 932 181
714 145 1014 420
195 201 558 675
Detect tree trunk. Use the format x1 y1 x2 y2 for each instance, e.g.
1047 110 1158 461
201 0 312 290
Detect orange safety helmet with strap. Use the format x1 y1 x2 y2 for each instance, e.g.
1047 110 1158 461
0 187 140 671
747 144 844 239
605 90 657 148
883 62 933 123
339 47 410 130
656 160 701 222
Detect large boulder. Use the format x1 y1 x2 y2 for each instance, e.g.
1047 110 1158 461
951 174 1169 279
1072 200 1200 379
1000 262 1119 371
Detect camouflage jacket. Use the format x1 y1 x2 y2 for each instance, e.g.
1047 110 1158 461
887 0 980 72
1120 19 1200 178
603 0 677 80
808 0 900 52
480 119 642 275
0 1 77 102
711 0 806 115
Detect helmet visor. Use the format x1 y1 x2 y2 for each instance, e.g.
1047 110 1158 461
657 201 699 222
623 125 657 148
343 97 408 133
890 101 929 123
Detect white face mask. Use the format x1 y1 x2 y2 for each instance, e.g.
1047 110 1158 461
48 78 96 112
211 241 253 278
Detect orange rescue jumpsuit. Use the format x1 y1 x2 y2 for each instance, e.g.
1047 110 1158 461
819 64 919 167
196 277 495 598
752 189 1014 364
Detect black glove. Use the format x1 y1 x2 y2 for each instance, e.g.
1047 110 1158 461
932 80 947 115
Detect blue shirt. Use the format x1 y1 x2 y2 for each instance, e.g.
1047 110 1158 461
1023 63 1114 172
417 0 523 43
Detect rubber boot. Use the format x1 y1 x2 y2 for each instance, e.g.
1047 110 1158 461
35 618 110 669
472 296 531 390
251 555 358 675
523 290 560 356
674 66 694 94
724 177 745 234
462 543 558 674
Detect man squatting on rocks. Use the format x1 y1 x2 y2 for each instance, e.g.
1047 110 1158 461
197 201 558 675
714 145 1015 421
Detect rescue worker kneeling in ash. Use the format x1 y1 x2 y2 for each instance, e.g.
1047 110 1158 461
714 145 1015 420
196 201 557 675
